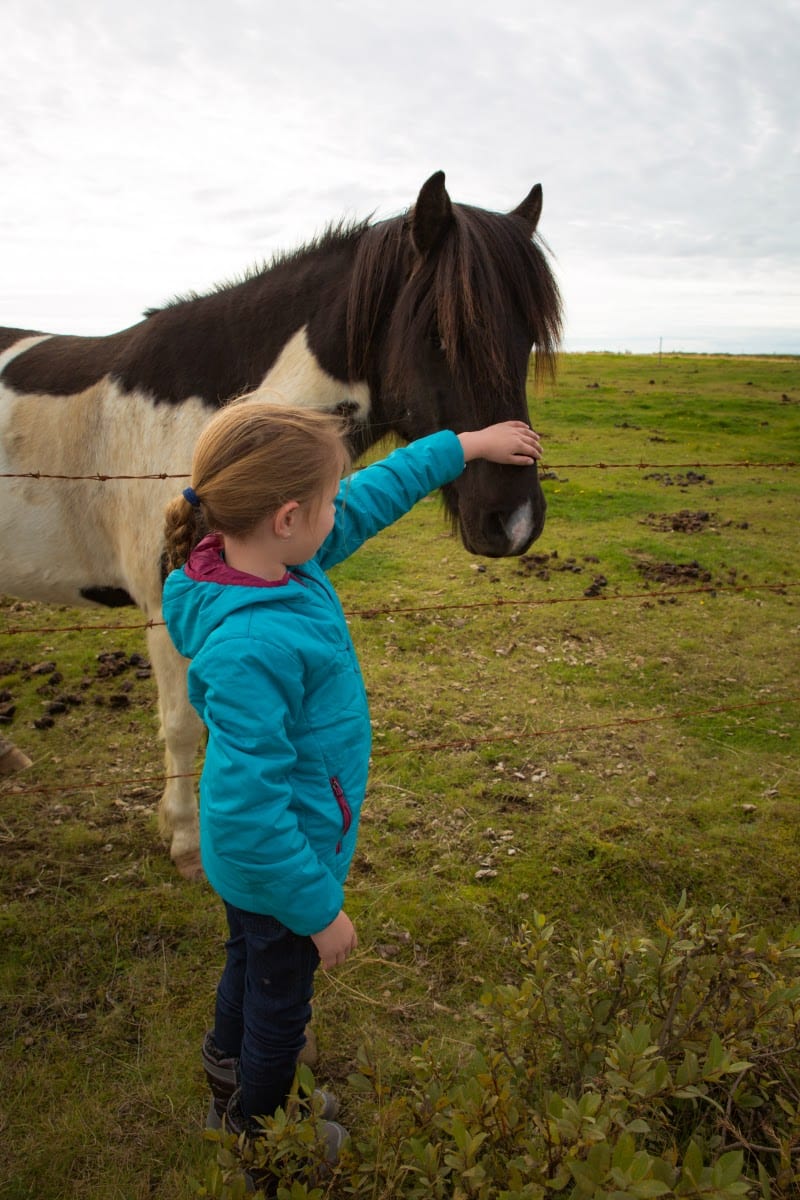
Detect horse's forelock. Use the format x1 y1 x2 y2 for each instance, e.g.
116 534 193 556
438 205 562 392
359 205 561 406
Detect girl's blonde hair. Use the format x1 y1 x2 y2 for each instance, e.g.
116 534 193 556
164 399 351 571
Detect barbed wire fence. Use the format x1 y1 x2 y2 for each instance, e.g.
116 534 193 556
2 456 798 801
1 459 797 481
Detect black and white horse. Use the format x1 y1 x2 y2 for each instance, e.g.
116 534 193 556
0 171 562 877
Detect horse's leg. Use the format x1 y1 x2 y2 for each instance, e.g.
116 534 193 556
0 734 32 775
147 623 205 881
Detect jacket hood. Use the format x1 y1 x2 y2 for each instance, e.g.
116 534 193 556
162 534 296 661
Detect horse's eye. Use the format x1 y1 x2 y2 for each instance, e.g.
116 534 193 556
430 330 447 355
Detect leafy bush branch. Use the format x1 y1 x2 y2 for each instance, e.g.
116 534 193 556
198 898 800 1198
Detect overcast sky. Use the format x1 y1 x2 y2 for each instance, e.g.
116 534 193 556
2 0 798 354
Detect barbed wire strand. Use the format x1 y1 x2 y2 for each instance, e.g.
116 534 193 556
379 693 799 756
545 461 798 471
1 460 798 483
3 580 797 639
3 692 797 801
0 471 187 481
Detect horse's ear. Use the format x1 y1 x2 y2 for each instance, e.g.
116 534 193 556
411 171 453 258
510 184 543 235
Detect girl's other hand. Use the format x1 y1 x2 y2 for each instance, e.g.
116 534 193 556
458 421 542 465
311 910 358 969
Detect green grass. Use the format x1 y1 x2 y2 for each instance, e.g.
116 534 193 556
1 353 799 1198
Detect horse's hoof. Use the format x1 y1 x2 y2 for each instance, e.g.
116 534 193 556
173 849 205 881
0 744 33 775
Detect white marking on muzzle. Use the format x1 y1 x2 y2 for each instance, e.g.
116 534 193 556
501 500 535 553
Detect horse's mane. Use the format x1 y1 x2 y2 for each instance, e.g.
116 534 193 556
144 203 562 403
144 219 371 317
347 204 562 395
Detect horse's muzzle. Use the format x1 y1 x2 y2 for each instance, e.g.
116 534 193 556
460 497 546 557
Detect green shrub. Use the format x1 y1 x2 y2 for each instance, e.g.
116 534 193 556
197 899 800 1198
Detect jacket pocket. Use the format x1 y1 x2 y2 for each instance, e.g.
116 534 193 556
330 776 352 854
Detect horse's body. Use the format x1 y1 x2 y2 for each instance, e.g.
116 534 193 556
0 172 561 877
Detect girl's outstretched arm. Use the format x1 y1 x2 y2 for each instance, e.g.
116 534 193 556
316 422 542 571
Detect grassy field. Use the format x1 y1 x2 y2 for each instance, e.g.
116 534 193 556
1 353 798 1198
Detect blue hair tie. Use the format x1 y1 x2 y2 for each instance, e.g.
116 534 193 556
183 486 201 509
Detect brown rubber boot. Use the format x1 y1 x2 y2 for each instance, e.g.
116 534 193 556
202 1031 336 1130
202 1031 239 1130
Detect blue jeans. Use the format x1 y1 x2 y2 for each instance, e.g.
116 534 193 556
213 902 320 1121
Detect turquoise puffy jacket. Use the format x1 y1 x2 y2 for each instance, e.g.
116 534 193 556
162 431 465 935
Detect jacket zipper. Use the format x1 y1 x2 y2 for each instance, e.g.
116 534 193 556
331 776 352 854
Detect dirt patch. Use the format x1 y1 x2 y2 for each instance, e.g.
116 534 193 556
0 650 151 731
643 470 713 489
640 510 714 533
634 557 713 585
517 551 610 597
518 550 594 579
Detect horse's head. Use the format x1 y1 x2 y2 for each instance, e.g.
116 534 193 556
348 172 562 557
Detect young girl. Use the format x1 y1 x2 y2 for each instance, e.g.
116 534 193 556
161 400 542 1162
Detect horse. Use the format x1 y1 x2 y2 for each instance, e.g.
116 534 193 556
0 171 562 879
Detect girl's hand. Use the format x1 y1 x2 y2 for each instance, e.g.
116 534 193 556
311 910 358 970
458 421 542 465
